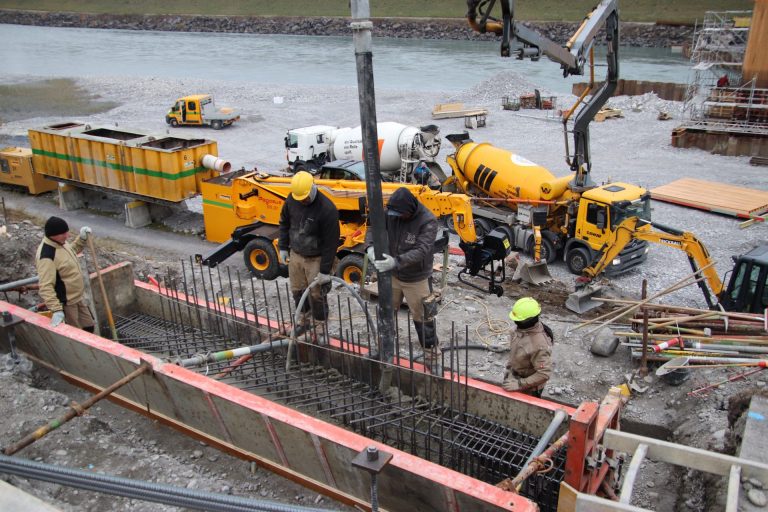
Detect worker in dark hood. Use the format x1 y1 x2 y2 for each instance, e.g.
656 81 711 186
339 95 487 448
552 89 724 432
278 171 340 341
503 297 553 397
367 187 441 374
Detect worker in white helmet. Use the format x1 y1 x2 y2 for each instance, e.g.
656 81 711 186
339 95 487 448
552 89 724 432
278 171 340 340
503 297 554 397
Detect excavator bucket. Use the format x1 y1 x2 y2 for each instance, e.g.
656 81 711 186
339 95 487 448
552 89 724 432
565 284 604 314
512 261 554 286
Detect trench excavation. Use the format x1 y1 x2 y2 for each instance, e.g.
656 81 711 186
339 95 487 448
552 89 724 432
113 261 566 511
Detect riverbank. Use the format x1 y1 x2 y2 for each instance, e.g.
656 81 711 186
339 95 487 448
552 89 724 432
0 9 692 47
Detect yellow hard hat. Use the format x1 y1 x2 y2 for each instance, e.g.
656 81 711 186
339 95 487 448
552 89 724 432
509 297 541 322
291 171 315 201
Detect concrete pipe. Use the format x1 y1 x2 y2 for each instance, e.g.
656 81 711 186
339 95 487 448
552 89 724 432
201 154 231 173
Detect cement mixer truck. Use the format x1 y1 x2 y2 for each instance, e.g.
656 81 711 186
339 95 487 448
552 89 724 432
284 122 443 182
445 134 651 277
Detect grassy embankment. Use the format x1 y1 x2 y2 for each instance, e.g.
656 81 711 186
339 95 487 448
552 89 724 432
0 0 755 23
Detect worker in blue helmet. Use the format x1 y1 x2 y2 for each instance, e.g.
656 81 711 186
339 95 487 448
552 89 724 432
503 297 554 398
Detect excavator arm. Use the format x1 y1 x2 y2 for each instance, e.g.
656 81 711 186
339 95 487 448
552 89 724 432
583 217 724 308
466 0 619 189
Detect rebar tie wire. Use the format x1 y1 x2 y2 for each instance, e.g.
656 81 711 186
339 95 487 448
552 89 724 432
0 454 328 512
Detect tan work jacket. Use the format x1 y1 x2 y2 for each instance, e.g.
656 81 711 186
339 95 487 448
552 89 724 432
35 235 87 313
505 322 553 392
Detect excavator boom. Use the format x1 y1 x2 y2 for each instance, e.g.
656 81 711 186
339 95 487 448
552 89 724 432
582 217 724 308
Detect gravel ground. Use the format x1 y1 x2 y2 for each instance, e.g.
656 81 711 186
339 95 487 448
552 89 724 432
0 62 767 510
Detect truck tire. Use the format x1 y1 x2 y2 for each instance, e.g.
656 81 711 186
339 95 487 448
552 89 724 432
566 247 592 275
243 238 280 280
211 120 223 130
336 253 369 285
170 118 179 127
474 218 495 237
526 236 556 263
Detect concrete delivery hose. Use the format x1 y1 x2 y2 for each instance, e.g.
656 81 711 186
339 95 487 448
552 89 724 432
286 276 377 372
0 454 327 512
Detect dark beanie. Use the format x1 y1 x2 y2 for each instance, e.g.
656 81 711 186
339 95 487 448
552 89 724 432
44 216 69 237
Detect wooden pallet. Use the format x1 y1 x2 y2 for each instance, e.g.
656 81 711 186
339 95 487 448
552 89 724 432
650 178 768 219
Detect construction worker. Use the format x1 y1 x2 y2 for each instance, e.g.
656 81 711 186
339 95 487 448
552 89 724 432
278 171 340 338
366 187 441 374
35 216 94 331
503 297 553 397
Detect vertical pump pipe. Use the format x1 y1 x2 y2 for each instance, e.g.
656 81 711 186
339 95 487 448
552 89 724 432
350 1 397 386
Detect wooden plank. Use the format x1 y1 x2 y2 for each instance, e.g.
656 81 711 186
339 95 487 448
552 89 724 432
650 178 768 218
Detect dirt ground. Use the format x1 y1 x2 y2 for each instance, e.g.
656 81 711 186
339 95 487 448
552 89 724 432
0 55 766 510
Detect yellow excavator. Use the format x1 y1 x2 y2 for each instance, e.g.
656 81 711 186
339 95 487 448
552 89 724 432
569 215 768 314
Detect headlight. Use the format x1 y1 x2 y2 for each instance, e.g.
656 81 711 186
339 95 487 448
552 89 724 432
612 257 621 266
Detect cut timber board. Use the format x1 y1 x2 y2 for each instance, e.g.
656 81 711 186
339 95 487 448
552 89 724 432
650 178 768 219
432 102 489 120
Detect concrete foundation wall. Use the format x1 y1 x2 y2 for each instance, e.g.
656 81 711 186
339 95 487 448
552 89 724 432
671 128 768 157
0 300 539 512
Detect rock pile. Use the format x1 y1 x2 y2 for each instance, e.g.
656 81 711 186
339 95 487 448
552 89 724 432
0 9 693 48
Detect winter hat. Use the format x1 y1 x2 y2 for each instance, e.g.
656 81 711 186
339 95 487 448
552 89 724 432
387 187 418 217
44 216 69 237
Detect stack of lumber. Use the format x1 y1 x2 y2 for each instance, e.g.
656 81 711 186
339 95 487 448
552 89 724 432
432 102 488 120
650 178 768 220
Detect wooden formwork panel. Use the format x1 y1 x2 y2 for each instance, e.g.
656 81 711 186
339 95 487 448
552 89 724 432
0 300 539 512
651 178 768 219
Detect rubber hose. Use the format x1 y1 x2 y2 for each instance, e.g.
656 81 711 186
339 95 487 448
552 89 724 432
0 454 326 512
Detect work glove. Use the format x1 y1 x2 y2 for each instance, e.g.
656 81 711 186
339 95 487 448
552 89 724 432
502 377 521 392
51 311 65 328
366 247 396 272
79 226 92 240
314 273 332 285
279 249 290 264
372 254 396 273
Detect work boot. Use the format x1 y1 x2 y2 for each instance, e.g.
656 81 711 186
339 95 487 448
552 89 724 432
413 320 441 375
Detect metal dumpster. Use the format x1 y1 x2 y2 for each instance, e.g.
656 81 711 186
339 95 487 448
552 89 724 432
28 122 220 203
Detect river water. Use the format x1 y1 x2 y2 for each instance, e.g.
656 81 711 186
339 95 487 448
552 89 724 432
0 23 691 93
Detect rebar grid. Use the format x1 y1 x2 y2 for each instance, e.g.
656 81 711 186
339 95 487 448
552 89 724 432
122 261 565 511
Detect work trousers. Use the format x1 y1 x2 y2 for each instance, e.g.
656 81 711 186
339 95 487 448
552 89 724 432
391 276 431 322
63 300 95 331
288 252 329 322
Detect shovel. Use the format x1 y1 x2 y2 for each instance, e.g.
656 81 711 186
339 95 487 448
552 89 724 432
86 236 118 340
565 283 604 314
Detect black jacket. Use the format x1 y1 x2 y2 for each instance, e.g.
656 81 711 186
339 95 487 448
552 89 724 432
278 192 340 274
385 188 438 283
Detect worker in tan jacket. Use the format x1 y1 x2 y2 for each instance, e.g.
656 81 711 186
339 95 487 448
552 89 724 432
503 297 553 398
35 216 94 331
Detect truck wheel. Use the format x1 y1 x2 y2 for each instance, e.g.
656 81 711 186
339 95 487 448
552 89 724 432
243 239 280 280
526 236 556 263
566 247 592 275
211 120 223 130
336 254 369 285
474 218 495 237
170 119 179 127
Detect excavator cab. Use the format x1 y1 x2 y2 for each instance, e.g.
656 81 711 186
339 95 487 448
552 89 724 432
720 244 768 314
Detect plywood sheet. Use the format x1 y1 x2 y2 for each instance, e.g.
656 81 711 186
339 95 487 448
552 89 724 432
650 178 768 219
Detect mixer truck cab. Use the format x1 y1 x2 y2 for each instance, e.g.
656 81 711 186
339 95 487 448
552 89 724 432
166 94 240 130
285 125 337 171
565 184 651 275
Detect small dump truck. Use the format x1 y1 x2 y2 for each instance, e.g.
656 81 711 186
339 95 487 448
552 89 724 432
166 95 239 130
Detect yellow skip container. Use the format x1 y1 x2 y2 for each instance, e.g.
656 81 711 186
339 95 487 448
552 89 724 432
28 122 220 203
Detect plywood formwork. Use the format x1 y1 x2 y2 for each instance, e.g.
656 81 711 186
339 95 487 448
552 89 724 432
650 178 768 219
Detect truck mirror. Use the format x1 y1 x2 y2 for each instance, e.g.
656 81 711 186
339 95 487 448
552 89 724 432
596 210 606 230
